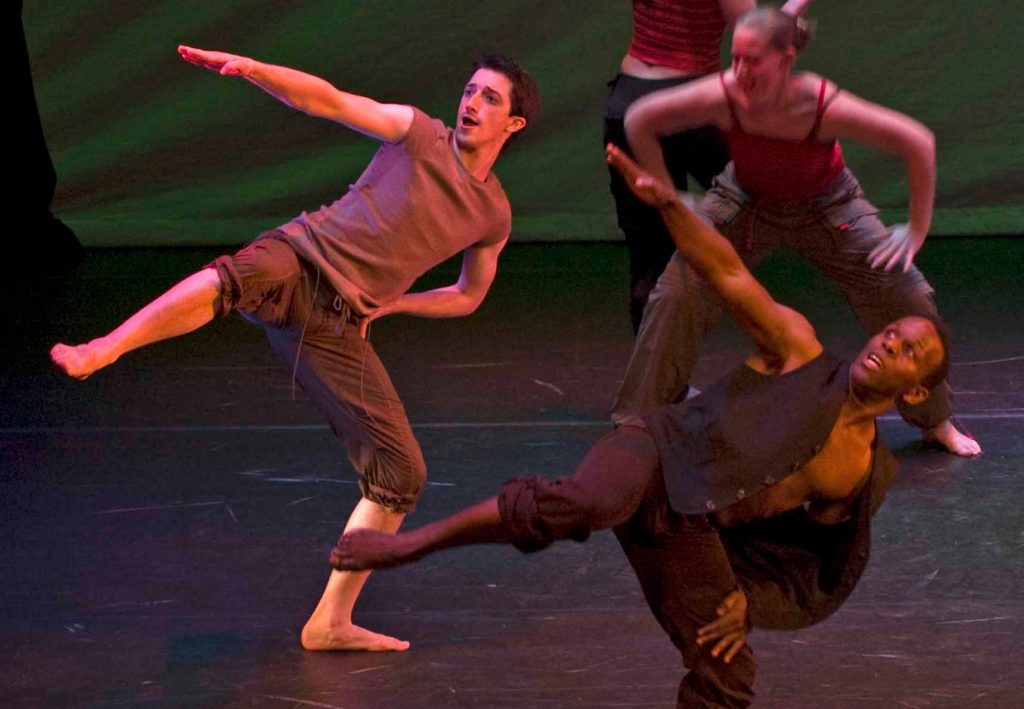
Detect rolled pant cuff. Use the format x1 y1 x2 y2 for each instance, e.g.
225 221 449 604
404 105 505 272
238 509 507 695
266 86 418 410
359 478 419 515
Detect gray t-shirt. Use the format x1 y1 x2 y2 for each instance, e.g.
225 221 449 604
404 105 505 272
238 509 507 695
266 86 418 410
277 108 511 315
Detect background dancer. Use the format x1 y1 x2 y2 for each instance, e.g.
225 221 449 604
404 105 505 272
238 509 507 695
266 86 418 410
50 45 539 652
605 0 813 332
612 7 979 456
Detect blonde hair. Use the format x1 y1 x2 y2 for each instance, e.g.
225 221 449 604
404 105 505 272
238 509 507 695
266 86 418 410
736 7 815 54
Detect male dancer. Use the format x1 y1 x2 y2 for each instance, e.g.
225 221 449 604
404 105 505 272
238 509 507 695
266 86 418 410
50 46 539 652
331 146 947 705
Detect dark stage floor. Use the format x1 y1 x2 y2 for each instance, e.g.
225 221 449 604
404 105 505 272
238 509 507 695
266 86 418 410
3 239 1023 708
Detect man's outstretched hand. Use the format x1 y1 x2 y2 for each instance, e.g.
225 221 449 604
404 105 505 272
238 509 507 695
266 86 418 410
605 144 677 208
178 45 255 77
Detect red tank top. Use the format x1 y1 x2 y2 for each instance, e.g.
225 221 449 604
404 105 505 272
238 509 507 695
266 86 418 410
721 73 846 202
628 0 726 75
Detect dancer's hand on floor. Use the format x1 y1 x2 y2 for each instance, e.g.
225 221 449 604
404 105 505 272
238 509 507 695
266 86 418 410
696 589 749 663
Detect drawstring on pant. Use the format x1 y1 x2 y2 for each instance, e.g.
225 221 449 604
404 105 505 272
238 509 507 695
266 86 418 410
291 265 321 400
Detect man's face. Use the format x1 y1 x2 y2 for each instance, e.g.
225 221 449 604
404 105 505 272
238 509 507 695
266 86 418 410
851 317 944 400
731 25 791 101
455 68 520 151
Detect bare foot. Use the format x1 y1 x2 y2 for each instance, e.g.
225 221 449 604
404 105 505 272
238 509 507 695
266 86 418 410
330 529 420 571
50 340 117 379
301 619 409 652
923 420 982 457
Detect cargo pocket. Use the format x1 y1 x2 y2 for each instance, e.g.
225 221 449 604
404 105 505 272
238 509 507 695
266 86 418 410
822 196 884 253
698 189 743 227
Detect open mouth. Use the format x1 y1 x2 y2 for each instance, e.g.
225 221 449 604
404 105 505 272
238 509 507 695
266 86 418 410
864 353 883 371
460 114 479 128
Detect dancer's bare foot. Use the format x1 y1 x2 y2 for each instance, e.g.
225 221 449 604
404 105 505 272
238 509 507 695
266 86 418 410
301 618 409 652
330 529 421 571
923 419 982 457
50 340 118 379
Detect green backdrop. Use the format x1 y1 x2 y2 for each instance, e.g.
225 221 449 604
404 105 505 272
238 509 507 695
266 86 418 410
25 1 1023 246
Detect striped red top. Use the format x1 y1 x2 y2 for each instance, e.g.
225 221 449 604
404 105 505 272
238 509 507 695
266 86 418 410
628 0 727 74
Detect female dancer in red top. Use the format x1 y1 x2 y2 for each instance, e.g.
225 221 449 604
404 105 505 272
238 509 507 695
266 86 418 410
614 6 980 456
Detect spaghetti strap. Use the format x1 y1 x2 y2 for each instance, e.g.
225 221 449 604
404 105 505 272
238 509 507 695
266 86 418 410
808 78 839 141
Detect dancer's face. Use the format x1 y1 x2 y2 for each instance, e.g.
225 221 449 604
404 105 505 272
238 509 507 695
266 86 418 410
455 68 525 152
731 26 793 101
850 317 944 403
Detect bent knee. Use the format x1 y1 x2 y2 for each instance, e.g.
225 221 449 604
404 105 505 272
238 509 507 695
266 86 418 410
359 446 427 514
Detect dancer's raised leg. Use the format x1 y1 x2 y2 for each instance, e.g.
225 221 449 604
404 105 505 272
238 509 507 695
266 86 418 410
50 267 222 379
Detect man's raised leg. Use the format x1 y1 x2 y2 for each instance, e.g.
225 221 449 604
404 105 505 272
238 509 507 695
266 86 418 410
332 426 659 570
301 497 412 652
50 267 222 379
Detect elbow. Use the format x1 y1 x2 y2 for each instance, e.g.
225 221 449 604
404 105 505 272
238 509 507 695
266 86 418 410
899 122 935 167
461 294 486 316
917 125 936 163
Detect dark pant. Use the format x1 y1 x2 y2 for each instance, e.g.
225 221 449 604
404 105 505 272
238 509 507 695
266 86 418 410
498 426 755 707
604 73 730 332
209 236 426 513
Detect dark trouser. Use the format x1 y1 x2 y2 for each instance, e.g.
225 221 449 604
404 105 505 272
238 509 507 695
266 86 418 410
613 165 952 430
604 73 730 332
209 236 426 513
498 426 755 707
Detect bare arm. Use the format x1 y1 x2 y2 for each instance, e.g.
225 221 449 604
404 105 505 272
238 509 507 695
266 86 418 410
372 237 508 321
624 75 727 188
779 0 816 16
177 46 414 142
821 91 936 270
719 0 756 24
607 145 820 368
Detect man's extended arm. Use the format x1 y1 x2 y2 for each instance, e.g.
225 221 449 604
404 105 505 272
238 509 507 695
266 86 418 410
178 46 414 142
371 237 508 321
607 145 819 368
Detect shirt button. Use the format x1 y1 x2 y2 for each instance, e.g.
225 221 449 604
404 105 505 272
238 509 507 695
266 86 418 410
705 500 716 511
736 489 746 499
764 475 775 485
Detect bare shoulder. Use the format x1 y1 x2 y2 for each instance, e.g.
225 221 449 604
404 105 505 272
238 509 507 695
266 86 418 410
790 72 838 100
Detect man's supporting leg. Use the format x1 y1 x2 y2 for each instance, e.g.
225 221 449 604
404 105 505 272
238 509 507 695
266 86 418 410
262 284 427 651
50 267 222 379
301 497 411 652
615 514 755 708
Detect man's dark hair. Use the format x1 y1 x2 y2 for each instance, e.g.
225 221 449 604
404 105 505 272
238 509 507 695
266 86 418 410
919 314 951 391
470 54 540 146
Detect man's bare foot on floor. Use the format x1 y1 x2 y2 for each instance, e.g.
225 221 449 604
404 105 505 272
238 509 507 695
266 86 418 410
330 529 420 571
924 419 982 457
50 340 117 379
301 619 409 652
